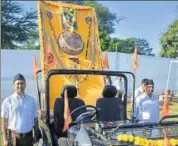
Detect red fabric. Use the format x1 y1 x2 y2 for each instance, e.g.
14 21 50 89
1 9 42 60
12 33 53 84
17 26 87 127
45 46 57 68
63 90 72 132
103 54 109 70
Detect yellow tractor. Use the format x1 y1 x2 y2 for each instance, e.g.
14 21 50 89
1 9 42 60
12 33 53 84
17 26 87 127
33 1 178 146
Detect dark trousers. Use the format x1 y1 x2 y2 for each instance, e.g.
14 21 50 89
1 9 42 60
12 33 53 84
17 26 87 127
8 130 33 146
16 133 33 146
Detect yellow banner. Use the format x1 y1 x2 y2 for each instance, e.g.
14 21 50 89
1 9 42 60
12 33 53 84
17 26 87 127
37 1 105 109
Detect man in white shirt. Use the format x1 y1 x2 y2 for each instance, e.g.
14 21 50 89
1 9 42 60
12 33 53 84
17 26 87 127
135 78 148 98
134 80 160 123
105 75 112 86
113 77 125 100
1 74 39 146
133 78 148 117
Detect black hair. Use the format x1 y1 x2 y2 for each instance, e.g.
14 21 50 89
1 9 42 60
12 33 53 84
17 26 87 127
102 85 117 98
61 85 77 98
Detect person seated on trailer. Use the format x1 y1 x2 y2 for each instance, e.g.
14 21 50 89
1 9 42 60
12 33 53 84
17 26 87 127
134 79 160 123
96 85 125 121
53 85 86 138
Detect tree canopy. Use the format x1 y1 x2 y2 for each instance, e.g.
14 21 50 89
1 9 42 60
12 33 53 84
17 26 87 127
1 0 38 49
102 37 155 56
160 19 178 58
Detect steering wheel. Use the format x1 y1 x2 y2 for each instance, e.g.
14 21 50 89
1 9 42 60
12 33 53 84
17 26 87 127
71 105 99 124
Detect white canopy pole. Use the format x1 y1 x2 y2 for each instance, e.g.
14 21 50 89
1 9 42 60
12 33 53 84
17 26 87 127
166 60 178 89
166 62 172 89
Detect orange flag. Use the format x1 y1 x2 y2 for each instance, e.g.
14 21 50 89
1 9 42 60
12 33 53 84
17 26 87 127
63 89 72 132
45 42 57 68
103 54 109 70
32 56 40 80
133 48 138 74
162 89 170 146
162 89 169 116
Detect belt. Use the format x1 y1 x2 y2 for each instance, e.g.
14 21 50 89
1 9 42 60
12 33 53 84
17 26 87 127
11 130 32 139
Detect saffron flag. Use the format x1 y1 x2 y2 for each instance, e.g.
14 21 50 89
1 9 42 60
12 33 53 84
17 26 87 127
32 56 40 80
163 128 170 146
133 48 138 74
162 89 170 116
63 89 72 132
162 89 170 146
103 54 109 70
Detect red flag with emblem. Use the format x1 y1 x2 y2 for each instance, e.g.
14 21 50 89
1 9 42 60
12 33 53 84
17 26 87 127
63 89 72 132
32 56 40 80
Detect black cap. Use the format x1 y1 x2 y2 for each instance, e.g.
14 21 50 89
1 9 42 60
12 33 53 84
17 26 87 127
13 73 25 83
145 79 154 86
141 78 148 85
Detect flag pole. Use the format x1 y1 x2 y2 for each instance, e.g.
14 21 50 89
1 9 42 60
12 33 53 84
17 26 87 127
115 42 118 71
132 46 138 121
166 62 172 89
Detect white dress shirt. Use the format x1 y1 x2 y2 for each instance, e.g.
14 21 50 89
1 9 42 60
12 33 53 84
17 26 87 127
113 79 124 93
134 93 160 123
135 86 144 98
1 93 38 133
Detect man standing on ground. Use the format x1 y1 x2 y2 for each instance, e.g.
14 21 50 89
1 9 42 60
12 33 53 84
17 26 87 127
134 79 160 123
1 74 38 146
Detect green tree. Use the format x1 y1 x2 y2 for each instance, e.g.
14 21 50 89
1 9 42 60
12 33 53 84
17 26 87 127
108 37 155 56
133 38 155 56
17 31 40 50
160 20 178 58
1 0 38 49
